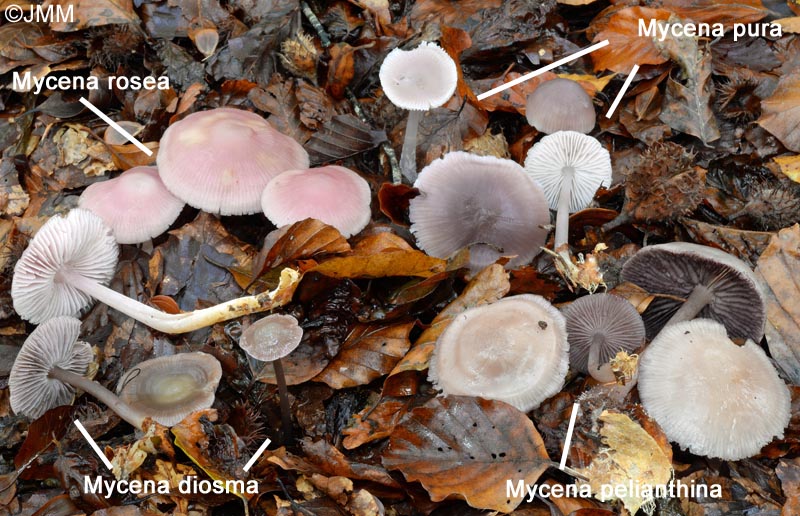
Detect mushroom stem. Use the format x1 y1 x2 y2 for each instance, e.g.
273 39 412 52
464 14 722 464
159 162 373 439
272 359 293 445
60 268 299 334
587 333 616 383
554 166 575 263
665 284 714 327
399 110 423 183
48 366 145 429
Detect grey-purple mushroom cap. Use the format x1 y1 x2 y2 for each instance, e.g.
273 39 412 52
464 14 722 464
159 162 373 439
564 293 645 374
409 151 550 273
621 241 765 341
117 352 222 427
10 316 93 420
12 209 117 325
638 319 790 460
239 314 303 362
526 78 596 134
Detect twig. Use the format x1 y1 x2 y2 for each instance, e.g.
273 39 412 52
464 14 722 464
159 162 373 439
300 2 330 48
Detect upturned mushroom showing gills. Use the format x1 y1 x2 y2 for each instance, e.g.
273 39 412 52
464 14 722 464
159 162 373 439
379 41 457 182
526 78 596 134
563 293 645 382
409 151 550 274
524 131 611 263
261 165 371 237
157 107 309 215
620 242 765 341
11 209 300 333
429 294 569 412
638 319 790 460
78 166 185 244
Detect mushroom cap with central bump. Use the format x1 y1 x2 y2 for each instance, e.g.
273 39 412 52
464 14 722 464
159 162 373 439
9 316 93 420
428 294 569 412
638 319 790 460
78 166 185 244
12 208 117 324
117 352 222 427
621 242 765 341
157 107 309 215
526 78 596 134
409 151 550 273
379 41 458 111
261 165 371 238
239 313 303 362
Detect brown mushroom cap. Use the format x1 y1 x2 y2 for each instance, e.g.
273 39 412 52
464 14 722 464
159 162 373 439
638 319 790 460
429 294 569 412
526 78 596 134
117 352 222 427
621 242 765 341
9 316 93 419
239 314 303 362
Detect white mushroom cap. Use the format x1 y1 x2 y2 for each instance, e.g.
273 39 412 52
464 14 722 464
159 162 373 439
12 209 117 324
379 42 458 111
409 151 550 273
524 131 612 212
526 78 596 134
261 165 371 238
240 314 303 362
117 352 222 427
429 294 569 412
78 166 185 244
9 316 93 419
638 319 790 460
157 107 309 215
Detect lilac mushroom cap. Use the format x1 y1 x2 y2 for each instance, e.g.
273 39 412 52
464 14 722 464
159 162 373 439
261 165 371 238
638 319 790 460
157 107 309 215
621 242 765 341
409 151 550 273
78 166 184 244
429 294 569 412
526 78 596 134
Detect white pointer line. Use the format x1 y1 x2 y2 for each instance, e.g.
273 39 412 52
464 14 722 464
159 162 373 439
243 437 271 472
74 419 114 471
476 40 610 101
559 402 580 470
79 97 153 156
606 64 640 118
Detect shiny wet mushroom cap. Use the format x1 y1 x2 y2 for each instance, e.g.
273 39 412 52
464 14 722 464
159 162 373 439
526 78 596 134
239 313 303 361
621 242 765 341
117 352 222 427
638 319 790 460
429 294 569 412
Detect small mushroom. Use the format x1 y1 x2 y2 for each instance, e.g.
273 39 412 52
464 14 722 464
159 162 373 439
379 42 458 182
117 352 222 427
620 242 765 341
239 314 303 443
78 166 185 244
563 293 644 382
157 107 309 215
523 131 611 264
11 209 299 333
526 78 596 134
638 319 790 460
429 294 569 412
409 151 550 274
260 165 371 238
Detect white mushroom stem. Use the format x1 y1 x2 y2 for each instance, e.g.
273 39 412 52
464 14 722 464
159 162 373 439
665 284 714 327
59 268 299 334
587 333 616 383
554 166 575 264
48 366 145 429
399 110 423 183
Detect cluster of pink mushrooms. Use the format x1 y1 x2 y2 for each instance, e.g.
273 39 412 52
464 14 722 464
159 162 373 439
7 40 792 466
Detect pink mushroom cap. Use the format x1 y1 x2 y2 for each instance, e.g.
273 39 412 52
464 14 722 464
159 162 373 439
157 107 309 215
78 166 184 244
261 165 372 237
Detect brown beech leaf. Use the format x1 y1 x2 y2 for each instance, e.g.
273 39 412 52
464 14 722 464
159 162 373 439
149 295 181 315
15 406 74 469
383 396 551 513
46 0 140 31
758 72 800 152
680 217 773 267
774 155 800 183
591 7 672 73
254 219 351 278
383 264 510 396
472 72 557 115
655 0 769 26
441 25 476 104
310 250 446 279
315 321 414 389
342 396 416 449
755 225 800 384
305 114 386 166
377 182 418 226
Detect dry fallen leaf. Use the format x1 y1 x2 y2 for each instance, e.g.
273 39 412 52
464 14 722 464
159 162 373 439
310 249 447 279
759 72 800 152
774 155 800 183
590 7 672 73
